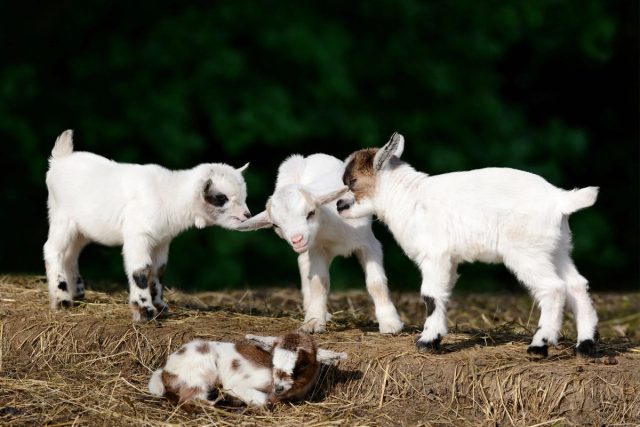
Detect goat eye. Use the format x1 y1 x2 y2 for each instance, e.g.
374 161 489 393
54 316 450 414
215 194 228 205
349 178 357 188
306 210 315 220
205 191 229 207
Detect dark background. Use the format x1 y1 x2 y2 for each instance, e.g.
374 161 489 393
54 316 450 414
1 0 637 293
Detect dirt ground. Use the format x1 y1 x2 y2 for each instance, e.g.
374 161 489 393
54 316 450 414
0 275 638 426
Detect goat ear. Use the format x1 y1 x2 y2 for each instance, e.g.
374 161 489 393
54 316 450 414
314 186 349 206
234 211 272 231
373 132 404 171
202 179 215 204
245 334 278 351
237 162 250 173
316 348 348 364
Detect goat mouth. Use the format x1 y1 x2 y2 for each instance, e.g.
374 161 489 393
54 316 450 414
293 243 308 253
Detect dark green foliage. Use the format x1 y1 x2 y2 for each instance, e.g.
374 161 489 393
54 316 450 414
0 0 637 291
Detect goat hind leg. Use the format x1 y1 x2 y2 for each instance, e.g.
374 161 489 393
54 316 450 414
506 253 566 357
44 218 76 309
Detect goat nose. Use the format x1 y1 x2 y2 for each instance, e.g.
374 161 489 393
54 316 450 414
291 234 303 244
275 385 284 394
243 211 251 220
336 198 349 212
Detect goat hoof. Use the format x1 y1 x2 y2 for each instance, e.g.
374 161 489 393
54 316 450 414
379 319 405 335
527 345 548 358
56 300 74 309
416 335 441 352
74 292 85 300
300 319 326 333
154 302 169 318
575 339 597 358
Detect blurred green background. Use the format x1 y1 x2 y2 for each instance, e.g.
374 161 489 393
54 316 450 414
1 0 637 293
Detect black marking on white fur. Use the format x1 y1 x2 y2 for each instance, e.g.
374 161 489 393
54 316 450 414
58 281 68 291
203 180 229 207
422 295 436 317
132 266 152 289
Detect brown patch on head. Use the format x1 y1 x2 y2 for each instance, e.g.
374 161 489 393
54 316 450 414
278 331 315 353
343 148 378 202
273 331 320 402
196 342 209 354
231 359 241 370
176 345 187 355
235 342 273 368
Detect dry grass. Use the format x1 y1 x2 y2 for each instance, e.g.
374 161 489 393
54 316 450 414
0 275 638 426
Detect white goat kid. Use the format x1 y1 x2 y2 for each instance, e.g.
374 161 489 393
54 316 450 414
148 331 347 407
236 154 404 334
337 133 599 357
44 130 251 321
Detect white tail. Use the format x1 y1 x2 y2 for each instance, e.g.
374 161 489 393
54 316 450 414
148 369 165 396
51 130 74 159
559 187 599 214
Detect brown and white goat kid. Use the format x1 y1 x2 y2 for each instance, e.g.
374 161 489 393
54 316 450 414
148 331 347 407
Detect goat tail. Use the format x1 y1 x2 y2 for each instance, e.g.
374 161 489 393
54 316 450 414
148 368 165 396
51 130 74 159
559 186 599 215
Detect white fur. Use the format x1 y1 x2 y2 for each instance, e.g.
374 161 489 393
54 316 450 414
237 154 404 334
339 133 599 351
44 130 251 320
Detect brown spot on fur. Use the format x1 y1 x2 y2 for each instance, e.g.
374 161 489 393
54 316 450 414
278 331 315 353
273 331 320 402
176 346 187 355
196 342 209 354
130 301 145 317
343 148 378 202
231 359 241 370
235 342 273 368
161 370 203 407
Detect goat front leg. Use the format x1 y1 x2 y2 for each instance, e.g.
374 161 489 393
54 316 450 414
151 241 170 316
356 241 403 334
123 235 158 322
416 256 454 351
300 249 331 333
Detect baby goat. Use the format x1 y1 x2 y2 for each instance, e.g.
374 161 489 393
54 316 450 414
337 133 599 357
44 130 251 321
148 331 347 407
236 154 404 334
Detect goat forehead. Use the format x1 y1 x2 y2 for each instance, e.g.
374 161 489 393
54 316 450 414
214 174 246 199
271 189 311 220
272 348 298 374
343 148 377 181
